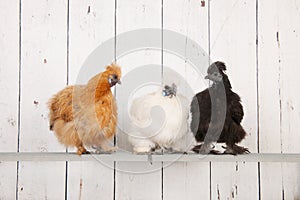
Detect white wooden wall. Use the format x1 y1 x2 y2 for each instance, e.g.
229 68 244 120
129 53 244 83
0 0 300 199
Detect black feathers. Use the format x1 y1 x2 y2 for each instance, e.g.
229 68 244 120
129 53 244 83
190 61 249 155
207 61 227 75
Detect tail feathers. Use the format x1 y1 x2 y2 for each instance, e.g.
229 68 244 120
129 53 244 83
228 123 247 144
49 124 53 131
191 144 221 154
48 107 55 131
223 144 250 155
51 119 81 147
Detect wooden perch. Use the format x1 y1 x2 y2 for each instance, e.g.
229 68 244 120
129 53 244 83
0 152 300 162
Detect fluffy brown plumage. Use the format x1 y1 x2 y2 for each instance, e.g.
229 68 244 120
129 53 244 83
190 61 249 155
48 64 121 155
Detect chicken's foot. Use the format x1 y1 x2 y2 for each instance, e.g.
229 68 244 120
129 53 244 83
222 144 250 155
192 143 221 154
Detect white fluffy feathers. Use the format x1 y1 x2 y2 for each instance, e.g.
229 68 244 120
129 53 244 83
128 86 190 153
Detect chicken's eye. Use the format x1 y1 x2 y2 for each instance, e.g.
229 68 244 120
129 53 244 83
213 72 218 76
113 74 118 79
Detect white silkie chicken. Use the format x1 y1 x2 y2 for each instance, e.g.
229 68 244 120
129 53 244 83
128 84 190 153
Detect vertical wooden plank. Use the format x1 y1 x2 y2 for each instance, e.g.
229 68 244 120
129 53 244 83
258 0 283 199
162 0 210 199
163 162 210 200
18 0 67 199
278 0 300 199
116 162 162 200
0 0 19 199
67 0 115 199
115 0 162 199
210 1 258 199
67 161 114 200
68 0 116 84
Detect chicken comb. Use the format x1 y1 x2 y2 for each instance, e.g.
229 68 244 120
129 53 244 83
105 63 122 78
162 83 177 98
208 61 227 74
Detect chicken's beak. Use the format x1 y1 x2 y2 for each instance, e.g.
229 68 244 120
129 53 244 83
109 77 121 87
117 79 121 84
205 73 222 82
205 74 213 80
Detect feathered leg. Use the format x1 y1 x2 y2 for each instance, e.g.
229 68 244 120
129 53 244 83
99 143 118 153
222 123 249 155
192 142 220 154
129 135 157 154
51 119 89 155
92 141 118 154
162 147 185 154
192 123 222 154
77 144 89 155
223 144 249 155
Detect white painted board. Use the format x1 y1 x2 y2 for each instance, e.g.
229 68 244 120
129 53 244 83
258 0 284 199
67 0 115 199
278 0 300 199
0 0 299 199
210 1 259 199
116 162 162 200
162 0 210 199
18 0 67 199
115 0 163 199
0 0 19 199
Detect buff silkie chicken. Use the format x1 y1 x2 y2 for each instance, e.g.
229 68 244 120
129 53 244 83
48 64 121 155
128 84 190 153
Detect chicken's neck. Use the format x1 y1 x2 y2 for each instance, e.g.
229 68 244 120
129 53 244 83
94 87 112 102
211 75 232 93
222 75 232 90
88 73 110 96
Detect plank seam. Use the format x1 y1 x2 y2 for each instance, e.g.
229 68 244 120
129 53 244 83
161 0 164 84
256 0 261 199
256 0 260 155
113 0 117 199
276 6 285 200
208 1 212 200
16 0 22 199
161 1 164 200
65 1 70 200
66 0 70 87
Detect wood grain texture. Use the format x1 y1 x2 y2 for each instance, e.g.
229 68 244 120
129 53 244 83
258 0 284 199
116 162 162 200
277 0 300 199
67 0 115 199
162 0 210 199
0 0 19 199
67 161 114 200
17 0 68 199
210 1 259 199
115 0 163 199
0 0 299 199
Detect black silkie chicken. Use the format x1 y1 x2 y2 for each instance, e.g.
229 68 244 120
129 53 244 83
190 61 249 155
